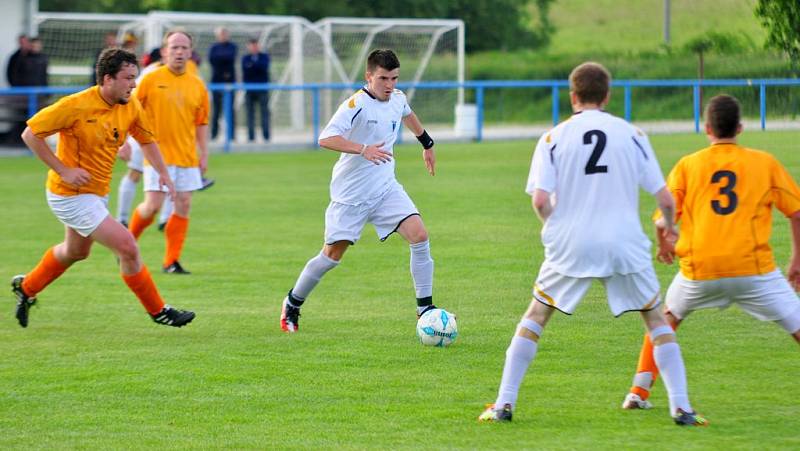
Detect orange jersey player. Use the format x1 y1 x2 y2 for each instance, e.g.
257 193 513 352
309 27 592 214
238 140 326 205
622 94 800 411
12 48 195 328
127 30 210 275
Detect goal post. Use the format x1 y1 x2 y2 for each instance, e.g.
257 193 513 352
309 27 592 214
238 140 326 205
315 17 465 125
34 11 465 136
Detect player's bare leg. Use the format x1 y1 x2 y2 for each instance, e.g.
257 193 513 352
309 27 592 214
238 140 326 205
480 299 555 422
91 215 194 326
12 226 91 327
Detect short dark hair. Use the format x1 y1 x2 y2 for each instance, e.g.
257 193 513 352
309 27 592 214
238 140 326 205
569 62 611 105
705 94 740 139
367 49 400 72
95 48 138 86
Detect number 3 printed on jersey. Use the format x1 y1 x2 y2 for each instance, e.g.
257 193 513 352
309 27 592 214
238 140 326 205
711 170 738 215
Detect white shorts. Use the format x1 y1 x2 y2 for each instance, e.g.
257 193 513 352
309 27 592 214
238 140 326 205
127 137 144 172
532 262 661 316
324 185 419 244
46 190 110 237
143 165 202 192
665 270 800 323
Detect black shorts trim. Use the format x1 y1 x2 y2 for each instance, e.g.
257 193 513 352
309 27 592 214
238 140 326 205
379 213 420 242
613 298 663 318
532 294 572 316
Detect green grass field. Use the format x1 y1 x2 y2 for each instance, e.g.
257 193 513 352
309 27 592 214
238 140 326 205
545 0 765 54
1 131 799 449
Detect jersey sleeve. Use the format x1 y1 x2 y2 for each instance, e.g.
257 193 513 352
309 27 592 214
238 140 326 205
402 96 412 117
633 131 666 194
525 133 556 195
319 95 360 140
129 99 156 145
770 157 800 217
26 97 77 138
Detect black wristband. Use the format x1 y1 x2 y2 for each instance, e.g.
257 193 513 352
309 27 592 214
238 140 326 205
416 130 434 150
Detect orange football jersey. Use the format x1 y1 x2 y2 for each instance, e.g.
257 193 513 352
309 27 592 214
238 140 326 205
136 65 208 167
666 143 800 280
27 86 155 196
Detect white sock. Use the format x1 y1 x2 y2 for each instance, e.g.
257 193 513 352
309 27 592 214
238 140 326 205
159 198 174 225
410 240 434 299
495 319 542 408
116 175 138 222
291 252 340 301
651 326 692 415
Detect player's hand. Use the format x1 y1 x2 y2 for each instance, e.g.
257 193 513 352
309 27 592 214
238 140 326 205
787 256 800 291
362 142 393 164
117 142 132 161
656 226 677 264
60 167 91 187
159 173 176 201
423 147 435 176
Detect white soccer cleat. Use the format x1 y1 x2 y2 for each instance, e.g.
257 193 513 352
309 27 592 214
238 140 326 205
622 393 653 410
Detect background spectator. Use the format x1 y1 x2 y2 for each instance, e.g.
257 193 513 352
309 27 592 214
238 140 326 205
208 27 237 140
241 38 270 141
6 34 31 86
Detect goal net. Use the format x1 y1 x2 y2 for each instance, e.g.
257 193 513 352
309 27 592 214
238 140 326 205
34 11 464 140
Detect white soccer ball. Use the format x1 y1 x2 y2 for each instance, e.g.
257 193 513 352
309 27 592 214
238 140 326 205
416 308 458 347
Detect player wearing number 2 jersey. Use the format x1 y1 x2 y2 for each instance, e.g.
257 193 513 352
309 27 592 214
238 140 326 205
479 62 705 426
622 94 800 411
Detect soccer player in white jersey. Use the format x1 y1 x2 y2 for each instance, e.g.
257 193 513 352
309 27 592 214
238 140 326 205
279 49 439 333
478 62 706 426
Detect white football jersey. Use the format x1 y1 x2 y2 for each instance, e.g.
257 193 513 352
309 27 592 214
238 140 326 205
319 87 412 205
526 109 666 277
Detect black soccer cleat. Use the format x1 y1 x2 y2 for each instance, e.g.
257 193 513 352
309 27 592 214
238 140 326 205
673 408 708 426
150 305 195 327
198 177 215 191
478 403 513 422
11 275 37 328
280 296 301 333
163 261 191 274
157 222 166 232
416 304 437 319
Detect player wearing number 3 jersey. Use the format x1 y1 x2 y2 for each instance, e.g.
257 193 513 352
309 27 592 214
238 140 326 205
623 94 800 411
480 62 704 426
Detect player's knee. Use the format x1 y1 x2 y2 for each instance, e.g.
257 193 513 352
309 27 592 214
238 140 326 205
115 236 140 263
323 243 348 262
516 318 544 342
649 325 676 345
65 247 91 262
127 170 141 183
410 229 429 243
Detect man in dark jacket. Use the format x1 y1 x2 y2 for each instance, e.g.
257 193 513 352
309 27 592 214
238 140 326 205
208 27 237 140
241 39 270 141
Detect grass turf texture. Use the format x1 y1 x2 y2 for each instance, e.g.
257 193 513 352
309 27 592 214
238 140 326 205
1 131 799 449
